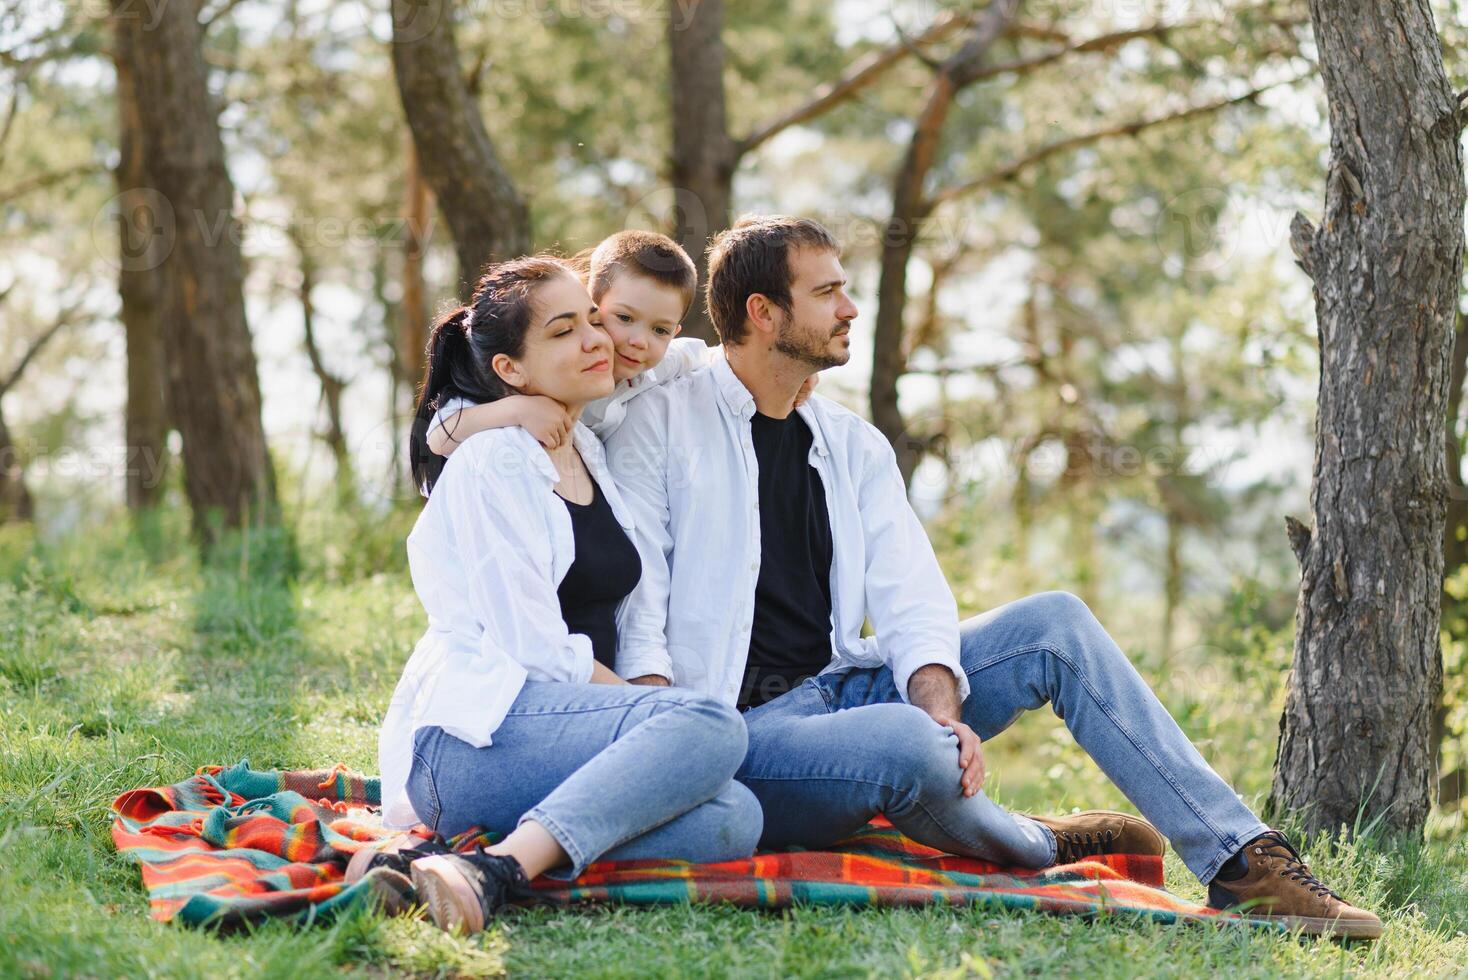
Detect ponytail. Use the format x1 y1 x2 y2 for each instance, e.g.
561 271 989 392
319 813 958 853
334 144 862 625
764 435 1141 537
408 305 500 496
406 255 575 497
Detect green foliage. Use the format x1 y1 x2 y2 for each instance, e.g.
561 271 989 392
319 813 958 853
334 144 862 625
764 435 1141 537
0 507 1465 977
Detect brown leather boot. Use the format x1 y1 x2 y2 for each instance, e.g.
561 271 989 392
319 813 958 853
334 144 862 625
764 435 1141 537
1208 831 1383 939
1028 809 1166 862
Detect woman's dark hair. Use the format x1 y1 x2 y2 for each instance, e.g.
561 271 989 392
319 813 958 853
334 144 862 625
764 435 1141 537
409 255 573 496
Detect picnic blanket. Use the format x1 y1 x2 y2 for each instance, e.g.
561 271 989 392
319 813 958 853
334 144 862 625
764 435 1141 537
111 761 1251 930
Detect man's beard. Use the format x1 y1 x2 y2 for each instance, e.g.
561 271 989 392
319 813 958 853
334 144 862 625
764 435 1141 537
773 316 849 370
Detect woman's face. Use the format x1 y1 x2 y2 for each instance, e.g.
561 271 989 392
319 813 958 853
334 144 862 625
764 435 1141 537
492 272 615 409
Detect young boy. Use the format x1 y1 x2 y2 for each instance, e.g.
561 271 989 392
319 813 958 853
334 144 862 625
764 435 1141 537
426 230 816 458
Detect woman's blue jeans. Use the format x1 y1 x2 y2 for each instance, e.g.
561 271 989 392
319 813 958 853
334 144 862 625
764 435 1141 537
407 682 762 878
739 591 1268 883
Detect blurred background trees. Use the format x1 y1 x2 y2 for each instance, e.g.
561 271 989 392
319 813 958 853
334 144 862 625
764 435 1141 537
0 0 1464 834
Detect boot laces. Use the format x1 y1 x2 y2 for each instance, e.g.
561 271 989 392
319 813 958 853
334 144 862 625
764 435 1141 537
1056 827 1116 860
1253 831 1340 901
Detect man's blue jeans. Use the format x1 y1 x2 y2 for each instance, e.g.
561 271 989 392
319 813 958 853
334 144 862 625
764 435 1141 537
407 683 763 878
739 591 1268 883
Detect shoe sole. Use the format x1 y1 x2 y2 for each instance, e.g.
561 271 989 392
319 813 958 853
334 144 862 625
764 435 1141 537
411 855 486 935
1235 911 1384 940
359 868 416 917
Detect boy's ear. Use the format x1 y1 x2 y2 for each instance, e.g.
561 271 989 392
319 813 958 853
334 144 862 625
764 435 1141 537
671 322 683 337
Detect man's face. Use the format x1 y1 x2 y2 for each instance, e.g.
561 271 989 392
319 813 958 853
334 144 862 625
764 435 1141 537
772 247 857 371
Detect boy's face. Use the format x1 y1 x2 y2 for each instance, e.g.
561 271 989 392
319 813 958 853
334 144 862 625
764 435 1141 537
593 274 686 383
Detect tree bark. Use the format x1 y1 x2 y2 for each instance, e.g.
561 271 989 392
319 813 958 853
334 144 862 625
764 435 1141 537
390 0 528 297
667 0 735 343
110 0 276 545
0 409 32 523
399 133 432 392
112 31 168 511
1270 0 1465 836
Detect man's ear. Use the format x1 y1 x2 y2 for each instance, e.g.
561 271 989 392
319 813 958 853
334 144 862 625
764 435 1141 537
744 292 780 338
491 352 526 389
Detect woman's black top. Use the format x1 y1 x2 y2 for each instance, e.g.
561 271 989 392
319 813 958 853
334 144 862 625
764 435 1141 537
557 479 642 669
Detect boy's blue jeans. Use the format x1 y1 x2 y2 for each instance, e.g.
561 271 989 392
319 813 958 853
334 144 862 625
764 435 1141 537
739 590 1268 883
407 683 762 878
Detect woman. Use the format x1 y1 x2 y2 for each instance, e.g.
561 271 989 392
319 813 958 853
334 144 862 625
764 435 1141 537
372 256 761 934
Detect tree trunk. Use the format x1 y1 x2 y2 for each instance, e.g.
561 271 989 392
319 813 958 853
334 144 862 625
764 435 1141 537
0 409 34 523
291 233 353 498
399 133 432 393
112 33 168 511
1270 0 1465 836
667 0 735 343
110 0 276 546
869 0 1022 485
391 0 529 297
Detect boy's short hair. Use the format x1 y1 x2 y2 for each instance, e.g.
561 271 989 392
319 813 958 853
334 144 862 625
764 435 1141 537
704 215 840 345
588 230 698 317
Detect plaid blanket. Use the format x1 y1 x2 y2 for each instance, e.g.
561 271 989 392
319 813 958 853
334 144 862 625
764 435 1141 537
111 762 1253 929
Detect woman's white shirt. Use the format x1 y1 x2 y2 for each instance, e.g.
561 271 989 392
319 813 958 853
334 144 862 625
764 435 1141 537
379 423 638 829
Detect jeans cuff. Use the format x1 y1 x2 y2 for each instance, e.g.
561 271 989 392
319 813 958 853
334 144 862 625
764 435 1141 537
520 806 589 880
1194 819 1271 884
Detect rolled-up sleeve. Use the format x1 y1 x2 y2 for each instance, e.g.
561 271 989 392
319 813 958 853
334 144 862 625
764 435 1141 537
856 429 967 704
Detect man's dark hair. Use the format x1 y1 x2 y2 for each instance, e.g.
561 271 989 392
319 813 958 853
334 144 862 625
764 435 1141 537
704 216 840 345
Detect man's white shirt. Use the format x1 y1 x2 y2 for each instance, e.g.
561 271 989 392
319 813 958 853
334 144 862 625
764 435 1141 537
605 352 968 706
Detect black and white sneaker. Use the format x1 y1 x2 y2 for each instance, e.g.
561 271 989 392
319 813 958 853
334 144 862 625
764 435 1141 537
410 849 537 935
345 833 453 885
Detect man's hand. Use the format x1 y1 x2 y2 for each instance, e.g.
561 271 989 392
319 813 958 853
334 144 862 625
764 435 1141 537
906 663 983 796
627 674 671 687
934 715 986 797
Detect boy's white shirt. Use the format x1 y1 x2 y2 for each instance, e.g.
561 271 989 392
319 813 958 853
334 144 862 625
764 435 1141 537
426 337 717 476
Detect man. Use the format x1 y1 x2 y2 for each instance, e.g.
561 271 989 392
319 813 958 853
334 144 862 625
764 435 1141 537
606 215 1382 939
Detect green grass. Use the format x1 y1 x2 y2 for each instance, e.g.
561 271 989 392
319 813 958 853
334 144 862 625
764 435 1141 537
0 510 1465 979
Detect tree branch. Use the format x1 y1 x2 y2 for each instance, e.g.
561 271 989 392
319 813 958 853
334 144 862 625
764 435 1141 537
977 12 1303 83
0 163 106 206
0 300 84 396
924 78 1300 212
736 11 968 156
199 0 252 31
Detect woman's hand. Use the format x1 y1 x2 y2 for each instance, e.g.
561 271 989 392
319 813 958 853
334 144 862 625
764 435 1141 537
589 661 628 685
514 395 575 450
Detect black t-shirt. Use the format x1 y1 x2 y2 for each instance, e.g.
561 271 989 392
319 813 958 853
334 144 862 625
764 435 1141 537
557 480 642 669
739 411 835 709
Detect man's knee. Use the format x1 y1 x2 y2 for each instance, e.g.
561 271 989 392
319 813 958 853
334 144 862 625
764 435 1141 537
868 704 964 799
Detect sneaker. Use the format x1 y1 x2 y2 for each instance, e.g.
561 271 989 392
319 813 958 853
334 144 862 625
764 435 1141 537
410 849 536 935
1028 809 1166 863
1208 831 1383 939
345 832 453 885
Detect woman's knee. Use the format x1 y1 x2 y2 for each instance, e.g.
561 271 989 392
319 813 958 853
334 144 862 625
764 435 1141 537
709 780 764 859
648 691 749 780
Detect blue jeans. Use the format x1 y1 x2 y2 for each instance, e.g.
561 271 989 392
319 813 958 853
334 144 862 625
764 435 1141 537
739 591 1268 883
408 682 763 878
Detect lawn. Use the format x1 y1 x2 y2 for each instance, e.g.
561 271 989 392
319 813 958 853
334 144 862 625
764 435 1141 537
1 509 1464 979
